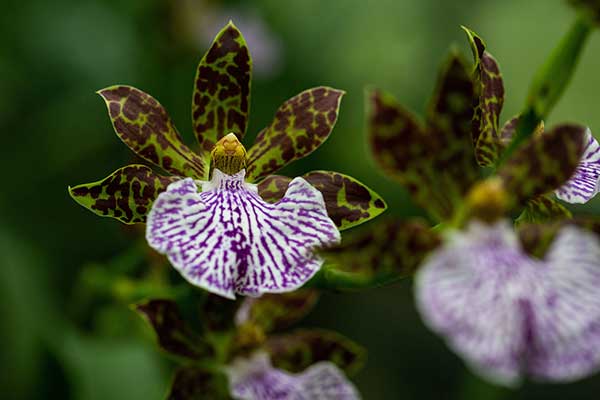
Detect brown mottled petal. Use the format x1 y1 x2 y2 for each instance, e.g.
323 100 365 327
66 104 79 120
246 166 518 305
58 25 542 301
499 124 586 208
69 164 178 224
322 218 440 279
192 21 251 161
266 329 365 377
257 175 292 203
367 53 478 222
167 367 229 400
462 27 505 166
236 289 319 333
245 87 345 182
98 86 206 178
303 171 386 231
134 299 213 361
515 195 572 226
426 53 479 200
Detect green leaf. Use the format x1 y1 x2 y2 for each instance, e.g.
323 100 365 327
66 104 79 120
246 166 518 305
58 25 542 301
515 195 572 226
462 26 505 166
237 289 319 333
257 172 387 230
192 21 251 162
368 53 477 221
69 164 177 224
167 367 231 400
526 15 592 119
498 124 586 208
134 299 214 361
320 219 440 287
246 87 345 182
98 86 206 178
266 329 365 377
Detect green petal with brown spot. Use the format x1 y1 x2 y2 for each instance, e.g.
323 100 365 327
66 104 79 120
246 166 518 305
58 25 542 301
303 171 387 230
321 219 440 284
240 289 319 333
134 299 214 361
69 164 177 224
246 87 345 182
498 124 586 208
257 175 292 203
462 26 505 166
368 54 477 221
192 21 251 162
257 171 386 230
266 329 365 377
515 195 572 226
98 86 206 178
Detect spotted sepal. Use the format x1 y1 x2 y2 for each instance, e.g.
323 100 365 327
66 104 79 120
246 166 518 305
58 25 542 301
134 299 213 361
98 86 206 179
368 54 477 221
69 164 177 224
321 219 440 285
462 27 505 166
167 367 229 400
257 171 387 231
192 21 251 161
235 289 319 333
266 329 366 377
498 124 586 208
246 87 345 182
515 195 572 226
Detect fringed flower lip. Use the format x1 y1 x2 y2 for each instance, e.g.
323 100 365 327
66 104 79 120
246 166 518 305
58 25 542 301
556 128 600 204
415 220 600 387
146 135 341 299
226 352 360 400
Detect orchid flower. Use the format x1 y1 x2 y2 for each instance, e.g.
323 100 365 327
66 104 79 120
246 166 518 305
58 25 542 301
415 220 600 386
227 352 360 400
555 127 600 203
69 22 386 298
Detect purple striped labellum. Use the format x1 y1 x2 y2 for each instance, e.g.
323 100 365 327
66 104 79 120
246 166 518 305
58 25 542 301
555 128 600 204
226 352 360 400
146 133 340 299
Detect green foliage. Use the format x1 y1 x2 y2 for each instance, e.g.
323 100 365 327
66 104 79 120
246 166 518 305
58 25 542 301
98 86 206 179
462 26 505 166
246 87 345 182
498 124 586 208
368 53 477 221
69 165 176 224
266 329 366 377
192 22 252 167
526 15 592 119
256 171 387 230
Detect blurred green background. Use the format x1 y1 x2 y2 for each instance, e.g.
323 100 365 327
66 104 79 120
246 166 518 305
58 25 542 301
2 0 600 398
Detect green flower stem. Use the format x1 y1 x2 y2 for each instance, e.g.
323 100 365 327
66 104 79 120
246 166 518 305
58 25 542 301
497 14 592 167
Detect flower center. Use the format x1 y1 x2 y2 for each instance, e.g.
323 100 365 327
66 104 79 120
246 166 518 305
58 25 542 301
210 132 247 176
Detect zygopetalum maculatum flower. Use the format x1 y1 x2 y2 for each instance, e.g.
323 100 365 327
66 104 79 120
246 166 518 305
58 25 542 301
68 22 386 299
322 24 600 387
134 290 364 399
